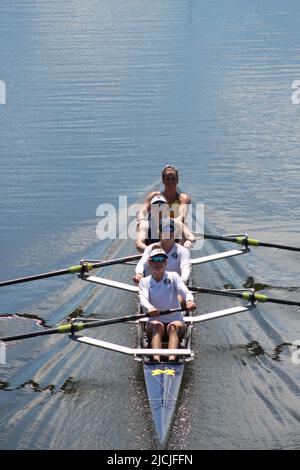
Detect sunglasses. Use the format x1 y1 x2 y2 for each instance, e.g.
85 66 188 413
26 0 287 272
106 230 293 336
150 256 166 263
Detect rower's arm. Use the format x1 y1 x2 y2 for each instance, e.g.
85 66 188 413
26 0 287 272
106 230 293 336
175 273 194 303
179 249 192 283
135 245 150 275
136 191 160 223
174 220 196 249
136 220 149 253
176 193 191 223
136 206 148 223
182 224 196 242
136 239 147 253
139 278 155 312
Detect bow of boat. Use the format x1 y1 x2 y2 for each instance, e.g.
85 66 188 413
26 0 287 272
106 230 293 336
143 362 185 447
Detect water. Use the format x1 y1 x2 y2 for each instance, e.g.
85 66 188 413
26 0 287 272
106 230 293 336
0 0 300 450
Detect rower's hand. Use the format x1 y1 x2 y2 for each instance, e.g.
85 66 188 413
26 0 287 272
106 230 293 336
133 273 144 284
183 240 192 249
186 300 196 311
148 309 159 317
183 237 196 249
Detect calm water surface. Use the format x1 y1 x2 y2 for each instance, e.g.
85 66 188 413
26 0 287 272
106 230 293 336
0 0 299 450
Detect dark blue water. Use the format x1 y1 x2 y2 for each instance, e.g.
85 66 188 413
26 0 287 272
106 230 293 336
0 0 300 449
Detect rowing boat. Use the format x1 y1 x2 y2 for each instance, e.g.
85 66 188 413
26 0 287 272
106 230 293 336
77 243 253 445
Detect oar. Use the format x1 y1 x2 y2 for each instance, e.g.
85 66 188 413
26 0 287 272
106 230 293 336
0 307 186 342
190 286 300 307
0 254 142 288
197 233 300 252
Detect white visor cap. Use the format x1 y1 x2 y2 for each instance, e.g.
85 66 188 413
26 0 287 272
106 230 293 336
148 248 168 260
150 195 167 205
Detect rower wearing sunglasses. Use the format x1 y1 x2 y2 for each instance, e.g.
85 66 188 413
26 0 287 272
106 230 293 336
136 165 196 252
133 218 191 284
139 246 196 363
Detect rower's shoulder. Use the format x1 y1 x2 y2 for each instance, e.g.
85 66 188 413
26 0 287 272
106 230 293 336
175 242 190 253
141 243 155 257
179 192 191 204
175 243 191 258
166 270 181 280
139 275 150 286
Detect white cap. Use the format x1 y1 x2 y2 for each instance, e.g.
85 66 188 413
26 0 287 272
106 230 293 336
150 195 167 205
148 248 168 260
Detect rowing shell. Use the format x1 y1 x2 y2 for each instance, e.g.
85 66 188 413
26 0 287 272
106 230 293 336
78 246 254 445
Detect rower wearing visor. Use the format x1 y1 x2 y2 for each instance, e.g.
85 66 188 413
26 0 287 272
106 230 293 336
139 247 196 363
133 218 191 284
146 194 169 245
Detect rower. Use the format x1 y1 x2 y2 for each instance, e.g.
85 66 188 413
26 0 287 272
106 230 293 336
136 194 169 253
160 165 190 223
133 217 191 284
136 175 196 252
139 247 196 363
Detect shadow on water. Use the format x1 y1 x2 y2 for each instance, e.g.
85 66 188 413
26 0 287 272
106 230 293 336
0 313 48 327
243 277 300 294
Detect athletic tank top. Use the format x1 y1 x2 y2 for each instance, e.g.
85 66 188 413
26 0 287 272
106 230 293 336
167 193 180 219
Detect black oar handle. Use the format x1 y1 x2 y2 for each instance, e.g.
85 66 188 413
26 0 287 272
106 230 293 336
0 268 72 287
201 233 300 252
190 286 243 300
0 327 62 342
258 241 300 252
265 297 300 306
0 308 187 342
71 309 179 329
89 254 142 269
0 254 142 288
190 286 300 307
203 234 238 243
77 307 186 330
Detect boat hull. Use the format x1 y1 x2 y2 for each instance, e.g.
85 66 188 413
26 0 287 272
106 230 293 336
143 362 185 446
